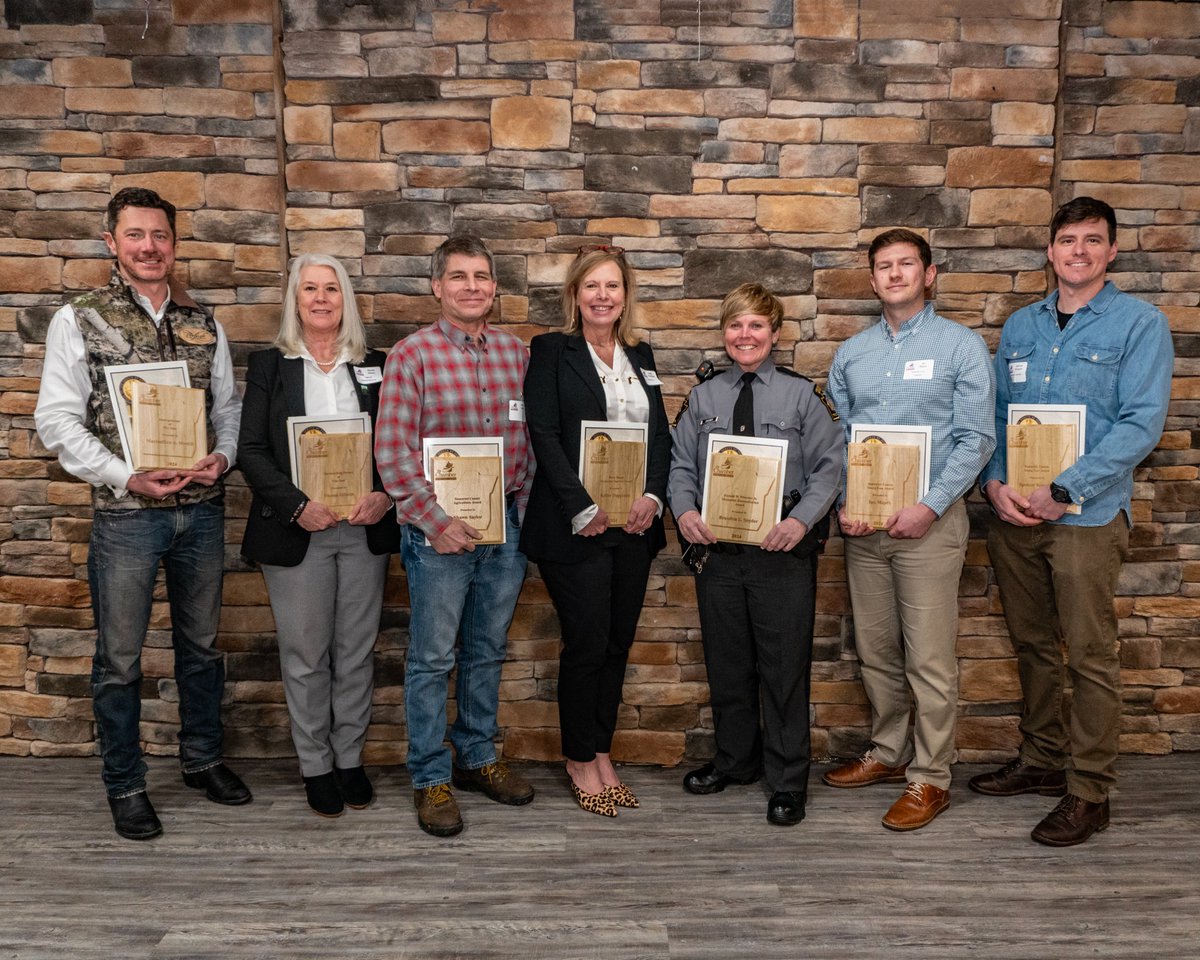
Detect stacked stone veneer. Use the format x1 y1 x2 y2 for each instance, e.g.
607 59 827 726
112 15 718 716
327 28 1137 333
1 0 1197 767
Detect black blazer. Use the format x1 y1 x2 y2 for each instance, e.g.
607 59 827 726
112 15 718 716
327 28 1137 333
520 332 671 564
238 348 400 567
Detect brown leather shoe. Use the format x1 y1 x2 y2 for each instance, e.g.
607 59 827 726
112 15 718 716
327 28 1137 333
451 761 534 806
882 782 950 831
968 757 1066 797
414 784 464 837
822 754 908 789
1031 794 1109 847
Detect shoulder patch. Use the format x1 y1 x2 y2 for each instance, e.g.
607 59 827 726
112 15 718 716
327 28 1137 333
673 390 691 427
813 384 839 422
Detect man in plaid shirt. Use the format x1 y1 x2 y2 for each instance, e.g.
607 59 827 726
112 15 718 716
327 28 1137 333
376 235 535 837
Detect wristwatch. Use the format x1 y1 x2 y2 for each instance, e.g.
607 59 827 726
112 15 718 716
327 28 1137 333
1049 482 1073 505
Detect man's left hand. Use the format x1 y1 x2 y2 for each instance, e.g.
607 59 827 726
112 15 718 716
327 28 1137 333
348 491 393 526
1024 484 1070 522
184 453 228 487
884 503 937 540
761 516 808 552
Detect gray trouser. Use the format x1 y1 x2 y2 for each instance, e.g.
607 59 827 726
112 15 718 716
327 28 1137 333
262 522 388 777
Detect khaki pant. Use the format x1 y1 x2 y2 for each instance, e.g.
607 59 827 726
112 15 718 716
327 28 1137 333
987 514 1129 802
843 499 969 790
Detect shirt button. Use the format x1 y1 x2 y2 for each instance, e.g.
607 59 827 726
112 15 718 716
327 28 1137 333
1052 347 1058 354
1011 351 1018 357
1091 354 1099 361
886 372 891 377
1044 376 1050 383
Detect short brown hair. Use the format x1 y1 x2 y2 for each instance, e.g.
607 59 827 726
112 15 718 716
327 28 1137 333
106 186 176 238
561 248 640 347
431 235 495 281
868 228 931 271
718 283 784 333
1050 196 1117 244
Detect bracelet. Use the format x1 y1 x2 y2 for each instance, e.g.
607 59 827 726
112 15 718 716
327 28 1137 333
290 499 308 524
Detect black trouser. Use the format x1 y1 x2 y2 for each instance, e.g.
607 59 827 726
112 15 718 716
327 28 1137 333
695 546 816 794
539 529 654 763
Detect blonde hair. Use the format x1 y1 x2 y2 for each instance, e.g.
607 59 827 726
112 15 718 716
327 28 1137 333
561 249 640 347
276 254 367 364
718 282 784 333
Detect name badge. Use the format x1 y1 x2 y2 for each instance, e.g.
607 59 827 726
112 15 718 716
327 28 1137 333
1009 361 1028 384
642 370 662 387
354 366 382 385
903 359 934 380
509 399 526 422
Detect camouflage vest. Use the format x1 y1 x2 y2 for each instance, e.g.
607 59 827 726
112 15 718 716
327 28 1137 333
72 269 223 511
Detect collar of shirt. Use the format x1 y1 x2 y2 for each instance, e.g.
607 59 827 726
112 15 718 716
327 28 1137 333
1038 280 1119 327
437 316 488 352
726 357 777 389
284 344 347 370
878 302 934 345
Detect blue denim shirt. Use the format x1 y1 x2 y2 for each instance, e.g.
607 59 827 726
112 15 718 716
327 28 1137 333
981 281 1173 527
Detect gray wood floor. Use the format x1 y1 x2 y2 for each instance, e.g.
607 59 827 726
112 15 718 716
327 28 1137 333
2 754 1197 960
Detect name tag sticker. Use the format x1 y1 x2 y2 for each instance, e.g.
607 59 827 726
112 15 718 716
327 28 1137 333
1009 361 1028 384
509 399 526 422
903 359 934 380
354 366 382 384
642 370 662 386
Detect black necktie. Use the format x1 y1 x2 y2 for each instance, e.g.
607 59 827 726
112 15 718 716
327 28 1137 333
733 371 755 437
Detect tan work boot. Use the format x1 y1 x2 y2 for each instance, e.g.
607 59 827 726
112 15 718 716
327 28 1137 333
414 784 464 837
451 761 534 806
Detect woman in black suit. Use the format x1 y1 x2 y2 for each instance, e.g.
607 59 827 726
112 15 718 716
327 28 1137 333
521 246 671 817
238 254 399 818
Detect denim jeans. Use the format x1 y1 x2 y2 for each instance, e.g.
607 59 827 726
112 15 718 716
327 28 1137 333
401 503 526 789
87 501 226 797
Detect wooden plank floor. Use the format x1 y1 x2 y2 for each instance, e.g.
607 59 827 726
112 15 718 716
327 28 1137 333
2 754 1197 959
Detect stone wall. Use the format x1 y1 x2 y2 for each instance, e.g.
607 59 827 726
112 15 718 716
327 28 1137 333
1 0 1197 767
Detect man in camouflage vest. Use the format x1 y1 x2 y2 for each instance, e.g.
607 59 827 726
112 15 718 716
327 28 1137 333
35 187 251 840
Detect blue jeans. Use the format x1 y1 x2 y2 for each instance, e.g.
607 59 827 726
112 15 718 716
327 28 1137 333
401 504 526 789
87 501 226 797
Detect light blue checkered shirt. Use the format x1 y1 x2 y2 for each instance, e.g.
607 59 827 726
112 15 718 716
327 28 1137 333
827 303 996 516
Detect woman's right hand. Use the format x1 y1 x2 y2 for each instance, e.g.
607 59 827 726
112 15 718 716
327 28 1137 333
297 499 340 532
676 509 717 545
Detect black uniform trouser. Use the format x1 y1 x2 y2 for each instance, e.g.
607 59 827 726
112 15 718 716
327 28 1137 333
695 546 816 794
539 529 654 763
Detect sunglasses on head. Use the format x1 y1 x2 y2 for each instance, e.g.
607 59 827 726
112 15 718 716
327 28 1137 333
575 244 626 259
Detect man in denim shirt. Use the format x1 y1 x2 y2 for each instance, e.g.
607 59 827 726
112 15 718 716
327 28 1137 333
971 197 1173 847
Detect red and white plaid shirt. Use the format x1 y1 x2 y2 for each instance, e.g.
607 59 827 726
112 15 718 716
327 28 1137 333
376 316 533 538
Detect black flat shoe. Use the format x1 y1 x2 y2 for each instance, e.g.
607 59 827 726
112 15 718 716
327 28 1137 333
683 762 760 795
335 765 373 809
767 791 806 827
108 791 162 840
182 763 252 805
304 772 345 818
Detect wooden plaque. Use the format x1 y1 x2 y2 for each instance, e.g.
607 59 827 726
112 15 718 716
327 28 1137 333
431 454 504 544
1007 422 1081 515
582 436 646 527
702 450 782 546
129 380 206 471
298 431 371 520
845 441 920 530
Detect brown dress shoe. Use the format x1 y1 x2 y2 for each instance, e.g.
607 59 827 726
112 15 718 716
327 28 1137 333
968 758 1066 797
414 784 464 837
822 754 908 789
882 782 950 831
1031 794 1109 847
451 761 535 806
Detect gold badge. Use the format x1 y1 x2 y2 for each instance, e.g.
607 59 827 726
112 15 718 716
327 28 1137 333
176 326 216 346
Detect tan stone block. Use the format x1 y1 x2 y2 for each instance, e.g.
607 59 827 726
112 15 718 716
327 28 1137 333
622 681 710 706
586 218 659 237
811 680 868 705
431 11 487 42
5 86 64 118
172 0 274 22
758 195 860 233
610 729 686 766
46 481 92 505
26 172 112 193
233 244 282 271
0 257 61 294
65 88 163 115
793 341 839 379
52 56 132 87
491 97 571 150
112 171 205 210
813 268 872 300
955 715 1021 752
717 118 820 143
647 195 755 219
729 177 857 196
381 119 490 155
1059 159 1141 183
164 87 255 120
489 0 574 41
333 121 381 161
823 117 926 143
968 189 1052 227
949 68 1058 102
0 691 68 719
501 727 561 761
213 303 283 342
289 230 366 258
1141 227 1200 253
0 644 27 679
1074 183 1180 210
62 259 110 290
639 300 719 328
594 90 705 116
176 241 236 261
221 571 267 606
223 72 273 93
577 60 640 90
284 105 332 145
959 658 1022 701
794 0 857 38
286 161 399 193
946 147 1053 188
1142 155 1200 185
205 174 277 213
104 133 214 158
1104 1 1200 39
284 208 364 230
1096 105 1188 135
992 102 1055 137
1117 732 1172 755
496 699 558 728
